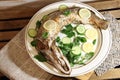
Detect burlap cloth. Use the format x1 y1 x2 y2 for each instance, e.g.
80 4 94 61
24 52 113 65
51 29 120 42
0 12 120 80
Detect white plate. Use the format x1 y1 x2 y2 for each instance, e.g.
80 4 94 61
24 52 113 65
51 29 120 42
25 1 112 77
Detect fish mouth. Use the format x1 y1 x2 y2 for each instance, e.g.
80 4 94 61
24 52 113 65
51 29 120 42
36 39 71 74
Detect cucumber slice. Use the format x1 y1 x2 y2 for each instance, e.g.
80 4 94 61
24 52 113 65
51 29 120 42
28 29 37 38
76 24 86 34
79 8 91 19
72 46 81 55
62 37 71 44
42 15 48 21
59 5 68 11
82 42 94 53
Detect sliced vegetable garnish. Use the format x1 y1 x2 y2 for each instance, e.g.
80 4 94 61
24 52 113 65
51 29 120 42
63 10 71 16
93 39 96 45
59 4 68 11
82 42 94 53
79 8 91 19
72 46 81 55
67 31 75 38
65 24 73 31
42 15 48 21
55 23 98 66
73 37 80 46
61 24 75 38
36 20 41 29
85 28 98 40
62 37 71 44
42 32 49 39
56 37 60 43
43 20 57 31
31 39 38 47
76 24 85 34
79 37 87 43
34 52 47 62
28 28 37 38
85 52 94 60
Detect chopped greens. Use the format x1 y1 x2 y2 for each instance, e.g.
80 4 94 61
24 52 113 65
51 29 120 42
36 20 41 29
67 32 75 38
55 37 60 43
93 39 96 45
42 32 49 39
34 52 47 62
61 24 75 38
55 23 98 67
73 37 80 46
42 15 48 21
63 10 71 16
31 39 38 47
85 52 94 60
65 24 73 31
79 37 87 43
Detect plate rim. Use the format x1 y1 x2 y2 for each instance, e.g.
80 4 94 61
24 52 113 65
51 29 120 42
25 1 112 77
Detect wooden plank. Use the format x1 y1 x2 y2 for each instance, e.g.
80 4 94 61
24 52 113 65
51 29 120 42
118 20 120 22
0 72 4 77
0 0 60 20
109 10 120 18
76 71 94 80
87 0 120 10
0 42 8 49
0 31 19 41
50 76 76 80
0 0 119 20
90 68 120 80
0 19 29 30
100 10 120 19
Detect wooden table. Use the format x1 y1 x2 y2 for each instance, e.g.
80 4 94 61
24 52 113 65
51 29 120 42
0 0 120 80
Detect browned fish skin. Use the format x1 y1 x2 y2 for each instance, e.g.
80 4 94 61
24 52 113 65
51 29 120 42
89 12 108 30
35 7 108 74
36 8 82 74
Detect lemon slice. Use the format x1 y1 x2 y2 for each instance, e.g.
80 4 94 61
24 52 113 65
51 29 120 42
43 20 57 31
85 28 98 40
82 42 94 53
79 8 91 19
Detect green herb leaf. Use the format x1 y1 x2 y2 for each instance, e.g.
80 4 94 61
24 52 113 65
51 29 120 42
59 47 68 56
93 39 96 45
42 32 49 39
78 61 85 65
66 52 74 63
85 52 94 60
63 43 73 50
55 37 60 43
79 37 87 43
61 29 69 34
65 24 73 31
36 20 41 28
63 10 71 16
34 52 47 62
31 39 38 47
73 37 80 46
61 28 75 38
67 31 75 38
42 15 48 21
